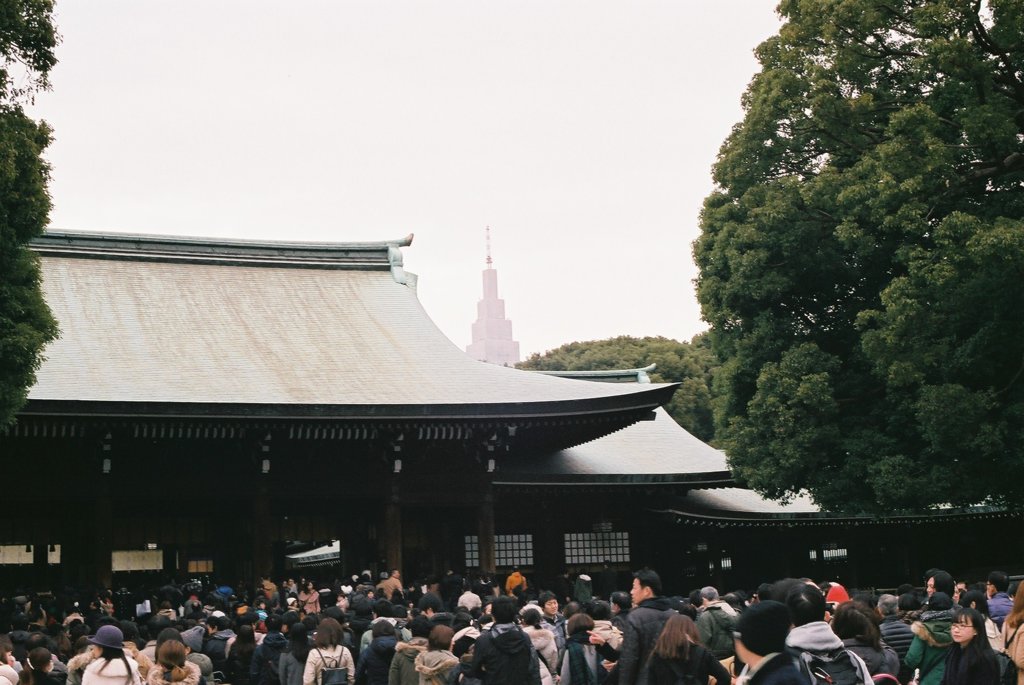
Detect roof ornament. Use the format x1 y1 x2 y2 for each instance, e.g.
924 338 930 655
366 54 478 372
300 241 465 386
388 233 415 285
485 226 492 268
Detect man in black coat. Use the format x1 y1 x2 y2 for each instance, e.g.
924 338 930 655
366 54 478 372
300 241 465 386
469 595 541 685
614 569 675 685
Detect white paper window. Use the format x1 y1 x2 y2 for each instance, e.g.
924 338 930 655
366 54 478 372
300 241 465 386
564 532 629 565
112 549 163 572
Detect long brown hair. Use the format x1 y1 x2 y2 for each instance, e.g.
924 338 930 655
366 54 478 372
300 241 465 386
315 617 343 649
20 648 53 685
653 614 700 661
156 641 189 683
1005 582 1024 631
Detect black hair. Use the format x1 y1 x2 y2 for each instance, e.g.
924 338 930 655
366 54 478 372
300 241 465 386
786 583 826 627
898 592 922 612
588 600 611 621
520 607 542 628
372 599 392 618
286 623 310 664
371 621 394 638
417 593 443 614
951 606 998 675
961 590 991 616
610 592 631 613
408 616 433 639
633 569 662 596
265 614 283 632
491 596 518 624
537 592 557 606
154 627 183 654
929 592 954 611
930 571 955 597
451 612 473 632
988 572 1009 593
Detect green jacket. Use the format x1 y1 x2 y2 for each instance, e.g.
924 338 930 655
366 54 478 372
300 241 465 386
697 603 737 659
905 612 953 685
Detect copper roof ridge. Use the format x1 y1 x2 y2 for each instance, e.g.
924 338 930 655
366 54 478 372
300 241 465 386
33 229 415 270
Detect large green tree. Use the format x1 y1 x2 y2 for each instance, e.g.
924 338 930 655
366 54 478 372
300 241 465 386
0 0 59 426
695 0 1024 513
518 335 718 442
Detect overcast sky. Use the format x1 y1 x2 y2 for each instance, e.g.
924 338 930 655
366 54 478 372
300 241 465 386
31 1 782 359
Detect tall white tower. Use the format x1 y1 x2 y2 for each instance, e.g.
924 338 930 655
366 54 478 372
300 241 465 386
466 227 521 366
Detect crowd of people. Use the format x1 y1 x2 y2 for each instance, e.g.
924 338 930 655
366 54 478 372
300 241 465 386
0 566 1022 685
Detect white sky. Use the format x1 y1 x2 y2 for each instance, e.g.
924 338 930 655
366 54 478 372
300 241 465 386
31 1 781 358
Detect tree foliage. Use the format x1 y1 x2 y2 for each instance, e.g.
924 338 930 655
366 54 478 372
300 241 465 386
0 0 58 426
518 335 718 442
695 0 1024 512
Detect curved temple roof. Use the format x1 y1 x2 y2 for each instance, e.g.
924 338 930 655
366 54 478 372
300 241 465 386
495 408 732 485
27 231 676 420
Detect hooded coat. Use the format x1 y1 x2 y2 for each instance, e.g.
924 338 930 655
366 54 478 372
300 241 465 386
414 650 459 685
469 623 541 685
355 636 396 685
523 625 558 676
785 621 872 685
389 638 428 685
81 656 142 685
906 610 954 685
250 631 288 685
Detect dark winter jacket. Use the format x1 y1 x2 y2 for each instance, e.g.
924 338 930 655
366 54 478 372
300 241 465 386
203 630 236 676
649 644 730 685
468 623 541 685
843 638 899 677
880 616 916 662
746 654 807 685
250 631 288 685
355 635 396 685
615 596 675 685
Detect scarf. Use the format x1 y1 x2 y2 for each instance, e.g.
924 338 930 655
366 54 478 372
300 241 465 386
566 633 596 685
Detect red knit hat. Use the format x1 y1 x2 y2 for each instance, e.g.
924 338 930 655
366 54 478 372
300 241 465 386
826 583 850 604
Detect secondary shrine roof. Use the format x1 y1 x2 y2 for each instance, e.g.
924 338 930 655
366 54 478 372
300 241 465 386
27 231 676 420
494 407 732 485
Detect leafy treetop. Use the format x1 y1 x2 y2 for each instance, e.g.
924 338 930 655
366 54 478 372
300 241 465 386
695 0 1024 513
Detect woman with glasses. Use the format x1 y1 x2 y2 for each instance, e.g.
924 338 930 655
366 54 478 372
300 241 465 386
943 606 999 685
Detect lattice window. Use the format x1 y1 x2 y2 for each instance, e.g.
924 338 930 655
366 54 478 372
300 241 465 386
464 536 480 568
464 534 534 568
564 532 629 565
496 534 533 567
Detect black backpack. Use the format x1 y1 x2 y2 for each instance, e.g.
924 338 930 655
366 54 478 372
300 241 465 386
795 647 867 685
256 643 286 685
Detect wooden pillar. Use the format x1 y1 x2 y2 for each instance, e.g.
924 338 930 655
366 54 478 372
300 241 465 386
96 495 113 588
32 536 49 589
252 486 272 583
478 491 496 573
383 481 403 573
